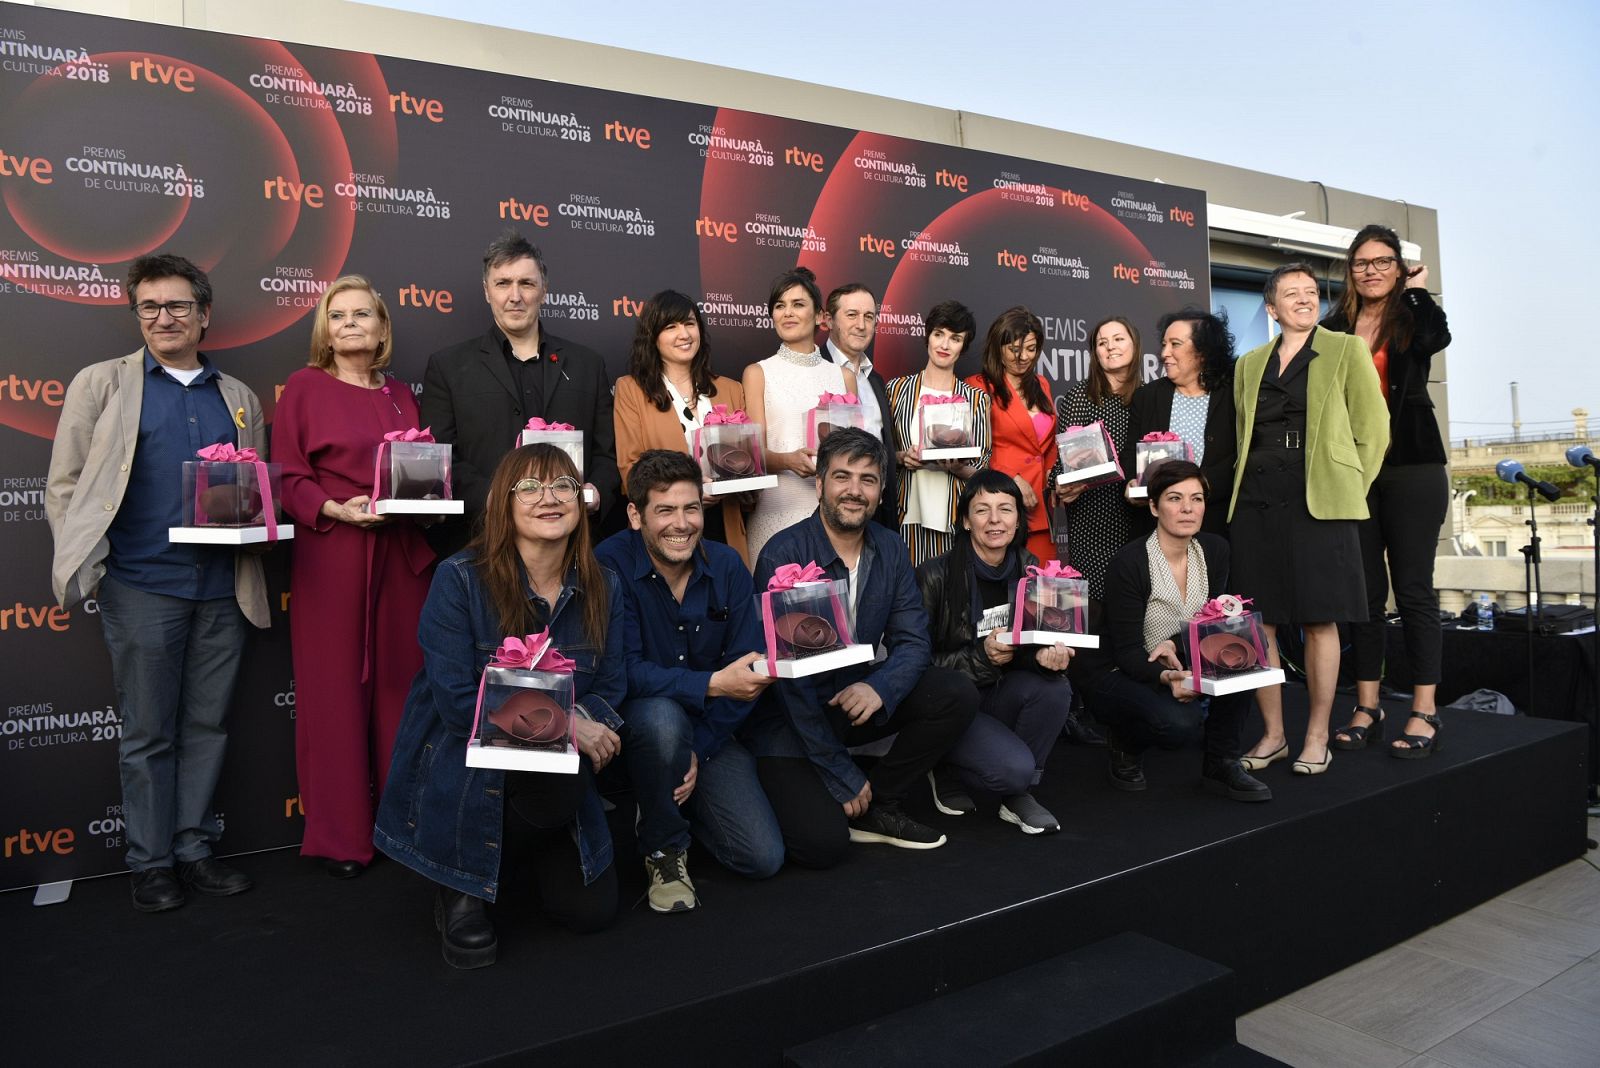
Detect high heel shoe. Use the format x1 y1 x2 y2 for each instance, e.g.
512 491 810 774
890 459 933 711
1390 712 1442 760
1331 705 1385 750
1239 742 1288 772
1291 747 1332 776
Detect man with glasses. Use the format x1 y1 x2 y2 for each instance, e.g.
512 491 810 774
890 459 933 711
48 253 268 912
421 230 620 552
595 451 781 912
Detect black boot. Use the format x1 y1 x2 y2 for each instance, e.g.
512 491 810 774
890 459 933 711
1106 731 1147 792
435 887 497 969
1201 758 1273 803
1063 695 1107 747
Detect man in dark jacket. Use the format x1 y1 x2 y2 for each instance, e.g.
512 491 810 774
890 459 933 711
420 230 620 553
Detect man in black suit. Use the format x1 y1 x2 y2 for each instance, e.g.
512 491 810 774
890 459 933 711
420 230 620 552
822 282 898 529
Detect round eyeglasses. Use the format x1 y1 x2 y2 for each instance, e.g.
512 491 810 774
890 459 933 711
512 476 580 505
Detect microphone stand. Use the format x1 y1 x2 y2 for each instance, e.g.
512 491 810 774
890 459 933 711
1518 481 1543 701
1585 473 1599 810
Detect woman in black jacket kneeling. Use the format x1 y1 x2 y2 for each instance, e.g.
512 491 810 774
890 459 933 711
915 470 1073 834
1076 460 1270 802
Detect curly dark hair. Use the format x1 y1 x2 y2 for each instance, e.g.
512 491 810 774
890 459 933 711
628 289 715 412
1155 308 1234 393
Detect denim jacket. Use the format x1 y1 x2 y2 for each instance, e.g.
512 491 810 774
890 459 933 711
742 511 932 802
374 551 625 901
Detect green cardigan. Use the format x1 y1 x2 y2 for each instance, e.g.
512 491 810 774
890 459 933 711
1227 328 1390 522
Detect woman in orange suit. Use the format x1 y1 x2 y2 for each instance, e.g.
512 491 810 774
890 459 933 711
965 306 1059 563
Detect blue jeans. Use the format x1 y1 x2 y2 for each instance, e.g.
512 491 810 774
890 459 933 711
945 670 1072 796
620 697 783 879
97 575 248 871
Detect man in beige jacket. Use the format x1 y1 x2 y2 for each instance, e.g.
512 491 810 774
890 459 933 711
47 253 269 913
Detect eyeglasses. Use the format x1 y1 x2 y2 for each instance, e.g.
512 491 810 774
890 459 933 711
133 300 199 320
512 476 580 505
1351 256 1397 274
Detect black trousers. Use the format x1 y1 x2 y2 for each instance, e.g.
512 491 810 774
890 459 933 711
1079 668 1250 762
500 765 618 933
1350 462 1449 685
756 666 977 869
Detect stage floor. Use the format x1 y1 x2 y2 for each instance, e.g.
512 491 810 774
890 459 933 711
5 690 1588 1067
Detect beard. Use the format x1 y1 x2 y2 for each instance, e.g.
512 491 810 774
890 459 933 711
820 492 873 533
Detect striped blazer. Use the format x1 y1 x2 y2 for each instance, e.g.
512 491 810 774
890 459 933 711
884 372 993 536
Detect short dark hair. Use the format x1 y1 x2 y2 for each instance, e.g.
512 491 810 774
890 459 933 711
126 253 212 310
1145 458 1208 501
924 299 976 344
768 265 822 316
1264 261 1319 305
483 229 548 281
825 282 876 317
816 426 884 479
957 468 1027 547
626 449 704 510
1155 308 1235 393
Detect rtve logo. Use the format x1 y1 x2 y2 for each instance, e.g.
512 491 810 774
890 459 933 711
127 56 195 93
612 295 647 318
389 90 444 123
0 602 71 631
934 169 968 192
1170 206 1195 227
498 197 550 226
285 795 304 819
858 233 896 259
0 148 54 185
1059 189 1091 211
397 285 453 313
1112 263 1142 285
603 121 651 150
4 826 76 857
785 146 824 173
263 176 324 208
995 250 1028 273
0 375 65 406
695 217 738 244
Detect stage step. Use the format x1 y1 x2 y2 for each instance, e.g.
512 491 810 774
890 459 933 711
784 932 1257 1067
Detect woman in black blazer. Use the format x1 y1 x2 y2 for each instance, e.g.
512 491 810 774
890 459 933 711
1073 461 1268 802
1123 310 1237 536
1321 225 1453 758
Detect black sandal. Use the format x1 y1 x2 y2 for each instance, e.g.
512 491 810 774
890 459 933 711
1332 706 1385 751
1390 712 1442 760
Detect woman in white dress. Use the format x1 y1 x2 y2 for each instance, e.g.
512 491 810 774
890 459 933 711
742 266 857 560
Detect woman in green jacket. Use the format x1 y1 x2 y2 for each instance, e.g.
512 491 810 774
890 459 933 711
1229 263 1389 777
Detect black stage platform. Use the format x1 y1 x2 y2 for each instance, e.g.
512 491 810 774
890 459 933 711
5 689 1588 1067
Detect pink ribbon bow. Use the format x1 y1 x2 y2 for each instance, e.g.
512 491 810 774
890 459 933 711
384 427 436 443
1193 595 1253 624
816 392 860 406
523 417 576 433
1140 431 1182 443
489 631 577 673
196 443 258 463
767 561 828 591
704 404 750 426
920 393 965 406
1026 561 1082 580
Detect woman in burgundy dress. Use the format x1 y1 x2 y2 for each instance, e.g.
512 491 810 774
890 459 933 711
275 276 436 877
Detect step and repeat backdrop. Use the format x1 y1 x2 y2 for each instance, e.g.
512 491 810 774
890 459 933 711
0 2 1209 890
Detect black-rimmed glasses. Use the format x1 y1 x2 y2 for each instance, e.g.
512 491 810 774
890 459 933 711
133 300 199 320
1351 256 1397 274
512 476 580 505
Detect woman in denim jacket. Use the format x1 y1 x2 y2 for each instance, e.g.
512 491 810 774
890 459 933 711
375 444 627 968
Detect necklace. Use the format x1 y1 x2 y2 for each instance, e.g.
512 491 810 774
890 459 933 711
776 344 822 366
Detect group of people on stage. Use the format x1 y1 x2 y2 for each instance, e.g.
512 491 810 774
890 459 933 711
46 222 1451 970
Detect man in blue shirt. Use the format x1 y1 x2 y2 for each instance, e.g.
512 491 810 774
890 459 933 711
595 451 782 913
48 254 270 913
745 428 977 863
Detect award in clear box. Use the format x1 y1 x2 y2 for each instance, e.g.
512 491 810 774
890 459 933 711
996 562 1099 647
694 406 778 494
518 418 584 474
917 394 981 460
465 634 581 773
753 562 875 678
805 392 865 450
1127 432 1195 500
370 429 464 516
1184 596 1285 695
1055 421 1121 487
169 443 294 545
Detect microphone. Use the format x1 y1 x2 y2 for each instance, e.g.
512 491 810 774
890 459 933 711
1566 444 1600 471
1496 459 1561 502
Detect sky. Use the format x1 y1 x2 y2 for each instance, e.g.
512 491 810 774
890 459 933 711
377 0 1599 445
